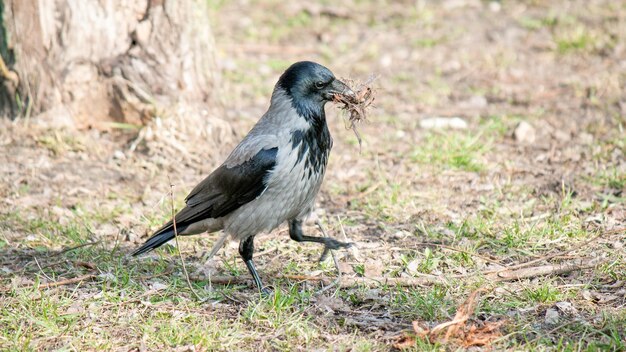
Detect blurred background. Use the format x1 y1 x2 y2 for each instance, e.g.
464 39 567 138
1 0 624 350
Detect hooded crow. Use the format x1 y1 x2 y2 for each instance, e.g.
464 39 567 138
133 61 355 293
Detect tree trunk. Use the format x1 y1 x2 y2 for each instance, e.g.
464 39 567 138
0 0 218 128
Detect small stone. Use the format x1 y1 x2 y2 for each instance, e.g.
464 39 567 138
36 106 74 129
555 301 577 316
365 262 384 277
65 301 85 315
220 58 237 71
1 266 13 275
391 231 410 239
113 150 126 160
258 65 272 76
94 223 117 237
420 117 468 130
554 130 571 142
364 289 383 301
98 272 117 283
406 259 420 275
466 95 488 108
545 308 560 325
494 287 507 295
315 296 347 313
489 1 501 12
513 121 536 144
574 201 593 211
611 148 623 163
150 282 169 291
380 54 393 68
581 290 594 302
579 132 594 145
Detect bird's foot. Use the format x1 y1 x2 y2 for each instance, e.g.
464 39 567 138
259 286 273 297
319 238 352 262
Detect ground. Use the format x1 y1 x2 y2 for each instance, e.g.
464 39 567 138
1 0 625 351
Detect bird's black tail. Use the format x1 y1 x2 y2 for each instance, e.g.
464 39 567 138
132 222 178 256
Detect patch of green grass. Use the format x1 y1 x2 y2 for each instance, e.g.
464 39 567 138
517 14 558 30
265 10 312 42
0 291 78 349
493 214 586 253
411 130 491 172
523 283 562 303
599 258 626 281
451 190 592 259
206 0 227 11
240 285 319 349
266 58 291 71
586 169 626 191
35 131 86 156
399 247 441 274
505 313 626 351
348 179 416 222
388 285 451 321
479 114 528 138
140 314 233 349
555 25 595 54
413 36 445 48
453 213 497 240
0 210 92 249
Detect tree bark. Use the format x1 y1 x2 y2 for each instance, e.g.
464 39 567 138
0 0 218 127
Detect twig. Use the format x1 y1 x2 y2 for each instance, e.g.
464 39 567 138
191 274 446 287
169 179 203 301
480 229 616 276
335 276 445 288
488 258 604 282
33 257 54 282
36 274 96 290
192 254 605 289
352 181 382 200
333 76 377 151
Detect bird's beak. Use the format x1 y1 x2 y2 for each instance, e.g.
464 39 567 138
324 79 356 101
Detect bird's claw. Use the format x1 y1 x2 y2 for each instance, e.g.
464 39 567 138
318 238 352 262
259 286 273 297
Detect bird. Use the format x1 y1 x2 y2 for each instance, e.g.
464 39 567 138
132 61 355 294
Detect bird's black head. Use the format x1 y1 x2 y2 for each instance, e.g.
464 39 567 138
277 61 354 122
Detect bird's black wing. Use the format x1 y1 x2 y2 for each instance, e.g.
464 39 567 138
174 147 278 227
132 145 278 256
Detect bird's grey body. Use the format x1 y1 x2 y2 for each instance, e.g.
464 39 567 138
133 61 353 293
193 89 330 240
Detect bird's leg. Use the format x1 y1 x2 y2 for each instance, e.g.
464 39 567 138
239 236 271 296
289 219 352 262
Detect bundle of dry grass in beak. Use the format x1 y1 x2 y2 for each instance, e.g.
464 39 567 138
332 76 377 150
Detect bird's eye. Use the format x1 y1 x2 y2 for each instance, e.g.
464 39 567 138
314 81 325 89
